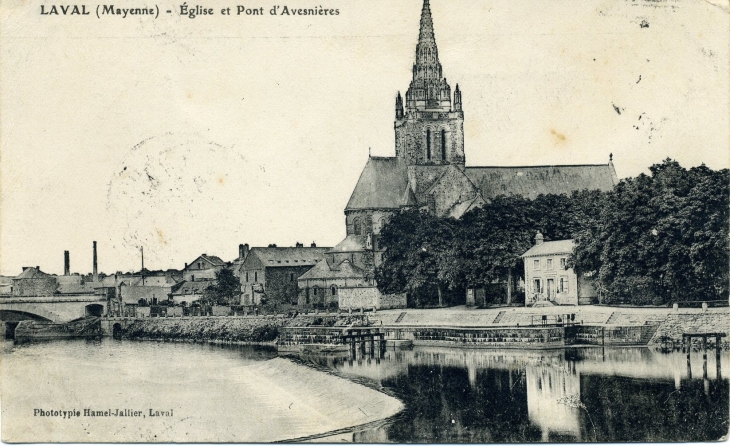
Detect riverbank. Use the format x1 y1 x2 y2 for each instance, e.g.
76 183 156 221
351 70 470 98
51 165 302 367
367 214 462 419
105 305 730 347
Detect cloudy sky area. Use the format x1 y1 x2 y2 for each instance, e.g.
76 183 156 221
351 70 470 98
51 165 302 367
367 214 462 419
1 0 728 275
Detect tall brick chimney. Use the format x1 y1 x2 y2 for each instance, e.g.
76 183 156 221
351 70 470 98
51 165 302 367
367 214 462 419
64 251 70 276
93 241 98 282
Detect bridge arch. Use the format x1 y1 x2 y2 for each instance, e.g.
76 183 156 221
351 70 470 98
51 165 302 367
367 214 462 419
85 304 104 317
0 310 53 323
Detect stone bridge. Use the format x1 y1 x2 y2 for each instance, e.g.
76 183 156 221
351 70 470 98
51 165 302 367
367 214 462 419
0 295 107 324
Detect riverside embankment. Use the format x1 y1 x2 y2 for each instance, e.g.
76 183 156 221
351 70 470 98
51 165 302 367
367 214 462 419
105 305 730 347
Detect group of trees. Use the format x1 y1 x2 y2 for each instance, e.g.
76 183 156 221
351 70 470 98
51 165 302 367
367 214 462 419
375 159 729 307
573 160 728 305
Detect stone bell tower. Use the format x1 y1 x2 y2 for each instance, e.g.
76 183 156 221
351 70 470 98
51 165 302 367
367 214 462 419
394 0 465 166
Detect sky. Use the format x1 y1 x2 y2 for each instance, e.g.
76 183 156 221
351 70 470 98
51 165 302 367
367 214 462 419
1 0 728 276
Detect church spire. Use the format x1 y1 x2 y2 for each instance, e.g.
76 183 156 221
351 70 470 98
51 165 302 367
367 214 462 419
413 0 442 82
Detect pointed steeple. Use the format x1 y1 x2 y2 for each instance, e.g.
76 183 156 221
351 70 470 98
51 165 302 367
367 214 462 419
413 0 442 82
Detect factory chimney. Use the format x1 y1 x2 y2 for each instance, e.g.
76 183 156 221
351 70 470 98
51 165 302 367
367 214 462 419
64 251 70 276
93 241 98 282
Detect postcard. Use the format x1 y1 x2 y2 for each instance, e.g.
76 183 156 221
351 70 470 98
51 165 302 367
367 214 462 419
1 0 728 442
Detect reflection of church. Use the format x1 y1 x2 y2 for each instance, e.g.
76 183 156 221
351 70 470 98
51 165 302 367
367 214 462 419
298 0 617 309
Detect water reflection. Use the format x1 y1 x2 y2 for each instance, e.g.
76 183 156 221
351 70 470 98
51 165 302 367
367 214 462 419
298 346 729 443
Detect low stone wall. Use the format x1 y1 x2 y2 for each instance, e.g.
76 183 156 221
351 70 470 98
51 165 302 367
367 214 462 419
649 310 730 344
338 287 406 310
408 326 566 348
120 316 288 343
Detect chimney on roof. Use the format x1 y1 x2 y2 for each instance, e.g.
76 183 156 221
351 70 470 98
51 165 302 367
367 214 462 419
295 242 303 248
64 251 70 276
311 242 317 248
268 244 277 248
239 243 249 260
535 232 544 246
93 241 98 282
36 266 39 270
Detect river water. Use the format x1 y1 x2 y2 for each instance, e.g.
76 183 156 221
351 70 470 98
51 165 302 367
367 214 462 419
1 339 728 442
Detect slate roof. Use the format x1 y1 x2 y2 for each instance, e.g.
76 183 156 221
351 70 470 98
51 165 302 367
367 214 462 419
247 247 331 268
298 260 366 281
171 280 215 295
522 239 575 257
14 267 53 280
346 157 410 210
465 164 617 200
200 254 226 266
345 156 617 214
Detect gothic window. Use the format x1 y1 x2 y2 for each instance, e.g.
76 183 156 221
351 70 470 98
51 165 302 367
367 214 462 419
245 272 249 282
331 285 337 296
313 286 318 296
254 272 258 282
426 129 431 160
441 129 446 160
353 217 361 235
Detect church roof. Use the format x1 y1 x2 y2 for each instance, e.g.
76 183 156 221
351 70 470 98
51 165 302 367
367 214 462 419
298 259 366 281
465 164 617 200
346 156 410 210
522 239 575 257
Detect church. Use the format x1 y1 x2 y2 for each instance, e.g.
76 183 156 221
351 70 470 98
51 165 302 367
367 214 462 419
297 0 617 310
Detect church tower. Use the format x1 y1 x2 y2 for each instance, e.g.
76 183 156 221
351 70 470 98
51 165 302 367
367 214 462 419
395 0 465 166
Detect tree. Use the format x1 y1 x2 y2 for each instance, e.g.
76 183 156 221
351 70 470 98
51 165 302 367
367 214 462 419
375 209 457 307
572 159 729 305
201 269 241 306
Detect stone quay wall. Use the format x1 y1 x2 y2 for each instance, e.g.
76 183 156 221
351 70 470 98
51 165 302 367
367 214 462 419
649 310 730 344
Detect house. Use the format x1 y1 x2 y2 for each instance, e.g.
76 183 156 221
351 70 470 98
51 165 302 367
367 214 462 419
521 232 597 306
297 237 407 311
118 273 182 305
297 259 369 309
238 244 330 308
170 279 215 305
11 267 57 297
182 254 226 282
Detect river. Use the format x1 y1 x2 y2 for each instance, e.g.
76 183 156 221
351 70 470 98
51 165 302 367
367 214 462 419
1 339 728 442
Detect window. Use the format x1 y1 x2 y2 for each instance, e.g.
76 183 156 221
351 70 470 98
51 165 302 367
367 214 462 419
313 286 318 296
353 218 361 235
426 129 431 160
245 272 249 282
198 262 201 269
331 285 337 296
547 259 553 270
254 272 258 282
560 258 566 269
533 259 540 270
560 276 569 293
441 129 446 160
533 279 541 293
290 273 294 282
